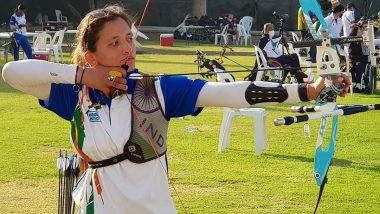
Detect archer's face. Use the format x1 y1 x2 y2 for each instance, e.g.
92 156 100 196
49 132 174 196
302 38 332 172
90 17 136 72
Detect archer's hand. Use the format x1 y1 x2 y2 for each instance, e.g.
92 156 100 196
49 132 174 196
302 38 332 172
76 66 127 98
307 74 351 100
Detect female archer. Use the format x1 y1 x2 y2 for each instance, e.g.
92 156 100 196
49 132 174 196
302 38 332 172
9 4 33 61
2 5 350 214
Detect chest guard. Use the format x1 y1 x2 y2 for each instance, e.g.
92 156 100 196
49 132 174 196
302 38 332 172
73 77 169 168
124 77 169 163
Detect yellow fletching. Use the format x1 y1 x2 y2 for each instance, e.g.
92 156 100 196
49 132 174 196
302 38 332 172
108 71 123 77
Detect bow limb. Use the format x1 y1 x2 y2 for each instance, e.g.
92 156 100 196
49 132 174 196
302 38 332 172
299 1 342 212
299 0 342 186
313 95 338 187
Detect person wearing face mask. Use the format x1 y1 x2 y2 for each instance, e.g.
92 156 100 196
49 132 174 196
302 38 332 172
342 3 355 37
9 4 32 61
258 23 309 83
318 4 344 38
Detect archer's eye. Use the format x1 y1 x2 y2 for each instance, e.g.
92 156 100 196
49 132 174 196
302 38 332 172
110 40 119 47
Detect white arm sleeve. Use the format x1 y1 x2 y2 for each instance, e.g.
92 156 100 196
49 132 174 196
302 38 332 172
2 60 77 100
196 81 303 108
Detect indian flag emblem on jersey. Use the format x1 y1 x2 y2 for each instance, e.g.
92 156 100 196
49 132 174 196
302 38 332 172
88 110 101 122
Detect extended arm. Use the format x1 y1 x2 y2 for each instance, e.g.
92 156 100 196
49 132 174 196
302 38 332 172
2 60 76 100
2 60 127 100
196 81 323 108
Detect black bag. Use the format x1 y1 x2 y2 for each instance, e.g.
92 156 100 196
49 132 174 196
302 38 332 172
7 33 18 54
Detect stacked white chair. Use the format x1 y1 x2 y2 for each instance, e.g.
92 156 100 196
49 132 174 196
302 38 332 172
239 16 253 36
214 68 267 155
32 32 52 60
236 24 252 46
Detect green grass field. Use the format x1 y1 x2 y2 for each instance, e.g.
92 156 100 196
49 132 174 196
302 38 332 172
0 40 379 213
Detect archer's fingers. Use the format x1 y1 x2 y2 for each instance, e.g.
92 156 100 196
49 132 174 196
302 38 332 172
113 76 127 85
337 74 351 97
108 79 128 91
341 74 351 92
340 72 351 82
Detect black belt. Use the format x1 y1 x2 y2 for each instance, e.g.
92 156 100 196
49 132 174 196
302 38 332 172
88 153 129 169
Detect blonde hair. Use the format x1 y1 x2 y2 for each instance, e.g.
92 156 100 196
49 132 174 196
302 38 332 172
262 23 274 34
72 5 132 66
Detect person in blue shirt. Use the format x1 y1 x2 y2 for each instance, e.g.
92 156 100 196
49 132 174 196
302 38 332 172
9 4 32 61
2 5 351 214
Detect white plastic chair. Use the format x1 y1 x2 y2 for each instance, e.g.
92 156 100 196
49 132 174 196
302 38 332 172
214 24 231 45
33 32 52 52
239 16 253 36
214 68 267 155
32 32 52 61
55 10 68 23
254 45 283 82
50 30 65 62
236 24 252 46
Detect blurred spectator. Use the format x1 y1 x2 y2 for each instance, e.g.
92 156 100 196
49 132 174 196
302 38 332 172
9 4 32 61
297 7 308 39
342 3 356 54
348 24 370 91
342 3 356 37
222 14 238 36
259 23 308 83
349 24 369 64
318 4 344 38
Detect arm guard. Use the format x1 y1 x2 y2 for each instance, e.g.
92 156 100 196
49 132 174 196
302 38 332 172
196 81 310 108
245 81 309 105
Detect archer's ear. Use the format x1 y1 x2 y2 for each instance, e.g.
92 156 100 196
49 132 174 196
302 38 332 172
84 51 98 66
